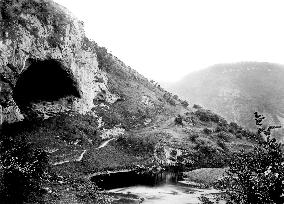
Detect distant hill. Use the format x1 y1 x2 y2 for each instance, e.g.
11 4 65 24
165 62 284 141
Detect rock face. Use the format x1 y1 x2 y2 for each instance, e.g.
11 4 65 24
0 0 116 122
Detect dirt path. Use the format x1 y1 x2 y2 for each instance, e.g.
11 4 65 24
96 138 115 149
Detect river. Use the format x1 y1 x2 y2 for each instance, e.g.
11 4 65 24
92 171 225 204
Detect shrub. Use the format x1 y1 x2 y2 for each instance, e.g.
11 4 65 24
193 104 202 109
195 109 220 123
69 177 109 203
218 113 284 204
215 125 228 132
203 128 212 134
236 133 243 139
241 129 263 143
168 98 176 106
193 139 229 168
229 122 239 133
174 115 183 125
189 134 199 142
181 100 189 107
0 136 48 203
216 132 231 142
199 196 214 204
115 134 157 156
217 139 228 151
173 95 179 100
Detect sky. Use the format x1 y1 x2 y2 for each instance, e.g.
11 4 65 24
54 0 284 82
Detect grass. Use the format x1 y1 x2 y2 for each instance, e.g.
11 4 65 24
183 168 228 187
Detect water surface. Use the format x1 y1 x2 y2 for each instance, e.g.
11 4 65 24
93 171 224 204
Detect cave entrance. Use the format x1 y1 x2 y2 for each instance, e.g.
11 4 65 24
13 59 81 107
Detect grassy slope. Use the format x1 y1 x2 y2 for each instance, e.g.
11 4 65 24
183 168 228 187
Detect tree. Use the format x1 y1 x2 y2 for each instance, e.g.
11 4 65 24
219 113 284 204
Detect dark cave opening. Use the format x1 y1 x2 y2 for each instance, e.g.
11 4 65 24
13 59 81 106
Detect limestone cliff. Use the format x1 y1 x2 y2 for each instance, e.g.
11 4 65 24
0 0 118 123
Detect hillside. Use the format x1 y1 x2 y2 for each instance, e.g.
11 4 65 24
0 1 258 203
165 62 284 141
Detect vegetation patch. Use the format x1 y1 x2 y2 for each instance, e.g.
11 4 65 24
217 113 284 204
183 168 227 187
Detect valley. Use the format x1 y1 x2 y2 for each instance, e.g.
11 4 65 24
0 1 279 204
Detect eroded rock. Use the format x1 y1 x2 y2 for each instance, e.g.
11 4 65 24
0 0 116 122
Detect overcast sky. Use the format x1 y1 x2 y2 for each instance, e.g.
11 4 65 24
54 0 284 82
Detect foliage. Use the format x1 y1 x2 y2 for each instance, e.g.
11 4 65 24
193 138 229 168
174 114 183 125
181 100 189 107
199 195 214 204
203 128 212 134
1 0 69 45
189 134 199 142
216 131 231 142
193 104 202 109
218 113 284 204
216 139 228 151
215 125 228 133
0 135 49 203
173 95 179 100
68 177 110 203
115 134 157 157
228 122 240 133
194 109 221 123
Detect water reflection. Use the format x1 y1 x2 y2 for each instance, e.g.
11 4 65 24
92 171 224 204
92 171 181 190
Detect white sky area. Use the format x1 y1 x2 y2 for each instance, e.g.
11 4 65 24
54 0 284 82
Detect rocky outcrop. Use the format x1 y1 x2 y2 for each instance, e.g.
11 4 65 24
0 0 117 123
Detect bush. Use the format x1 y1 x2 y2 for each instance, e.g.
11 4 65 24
229 122 239 133
216 132 231 142
181 100 189 107
199 196 214 204
215 125 228 132
163 92 176 106
168 98 176 106
0 136 48 203
195 109 220 123
193 140 229 168
218 113 284 204
235 133 243 139
69 177 108 203
189 134 199 142
173 95 179 100
217 139 228 151
193 104 202 109
115 134 157 156
203 128 212 134
174 115 183 125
